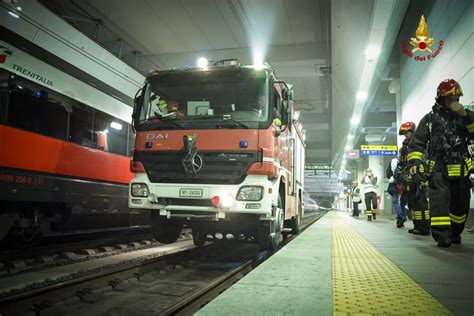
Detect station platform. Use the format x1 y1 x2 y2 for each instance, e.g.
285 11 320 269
198 211 474 315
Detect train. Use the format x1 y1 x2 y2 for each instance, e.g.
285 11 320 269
0 29 147 244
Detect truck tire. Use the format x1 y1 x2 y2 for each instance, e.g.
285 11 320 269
150 212 182 244
291 197 302 234
192 228 206 247
259 194 284 251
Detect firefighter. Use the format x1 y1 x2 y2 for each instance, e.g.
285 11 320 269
399 122 430 235
408 79 473 247
360 168 378 221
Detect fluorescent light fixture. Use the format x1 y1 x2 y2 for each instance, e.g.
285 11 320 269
365 45 381 60
347 134 354 139
253 50 264 70
356 91 367 101
110 122 123 130
8 11 19 18
351 116 360 125
197 57 208 68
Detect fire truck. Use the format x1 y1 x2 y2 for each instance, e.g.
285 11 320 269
129 61 305 250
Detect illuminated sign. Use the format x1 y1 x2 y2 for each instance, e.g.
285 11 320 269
345 150 359 159
361 145 398 151
360 150 398 156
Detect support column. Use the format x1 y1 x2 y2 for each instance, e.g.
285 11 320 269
368 154 385 213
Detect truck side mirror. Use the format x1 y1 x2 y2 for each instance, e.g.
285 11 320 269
132 88 143 130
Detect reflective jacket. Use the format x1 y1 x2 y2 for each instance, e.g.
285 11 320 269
408 104 474 177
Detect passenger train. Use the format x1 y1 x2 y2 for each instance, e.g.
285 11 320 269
0 28 147 244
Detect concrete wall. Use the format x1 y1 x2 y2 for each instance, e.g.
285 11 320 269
398 0 473 211
399 0 473 124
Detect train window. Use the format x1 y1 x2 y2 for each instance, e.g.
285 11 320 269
69 103 94 147
93 110 128 156
0 69 9 123
7 75 68 140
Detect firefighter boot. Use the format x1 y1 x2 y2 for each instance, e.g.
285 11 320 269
452 236 461 244
372 211 377 220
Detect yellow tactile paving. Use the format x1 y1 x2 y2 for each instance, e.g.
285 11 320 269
331 212 452 315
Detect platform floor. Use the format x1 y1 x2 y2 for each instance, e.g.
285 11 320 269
198 211 474 315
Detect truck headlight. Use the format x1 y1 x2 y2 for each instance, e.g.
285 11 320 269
236 186 263 201
131 183 149 197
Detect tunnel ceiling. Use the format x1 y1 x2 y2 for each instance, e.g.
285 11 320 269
41 0 406 169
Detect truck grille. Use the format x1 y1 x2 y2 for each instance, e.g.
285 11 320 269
135 151 260 184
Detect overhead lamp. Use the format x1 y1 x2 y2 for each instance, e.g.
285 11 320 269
365 45 381 61
345 145 351 150
347 134 354 139
8 11 19 18
110 122 123 130
356 91 367 101
197 57 208 68
17 6 22 11
351 116 360 125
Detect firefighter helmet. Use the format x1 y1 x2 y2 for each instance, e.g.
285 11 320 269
436 79 463 99
399 122 416 135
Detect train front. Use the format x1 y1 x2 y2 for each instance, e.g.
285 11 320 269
128 64 293 250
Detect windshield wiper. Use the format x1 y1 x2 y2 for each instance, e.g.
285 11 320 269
189 115 249 129
139 119 185 129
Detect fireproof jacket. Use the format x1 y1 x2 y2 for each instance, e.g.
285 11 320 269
407 103 474 242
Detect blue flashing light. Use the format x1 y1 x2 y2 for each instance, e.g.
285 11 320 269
35 90 48 98
145 142 153 149
239 141 248 148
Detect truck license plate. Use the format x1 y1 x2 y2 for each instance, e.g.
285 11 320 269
179 188 203 197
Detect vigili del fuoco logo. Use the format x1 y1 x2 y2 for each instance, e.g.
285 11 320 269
401 15 444 62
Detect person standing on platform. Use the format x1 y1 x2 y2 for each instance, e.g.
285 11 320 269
387 156 406 228
361 168 378 221
351 181 362 217
408 79 473 247
398 122 430 235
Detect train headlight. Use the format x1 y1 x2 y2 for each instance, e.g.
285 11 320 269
131 183 149 197
236 186 263 201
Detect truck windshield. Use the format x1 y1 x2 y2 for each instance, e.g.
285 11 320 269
138 72 269 129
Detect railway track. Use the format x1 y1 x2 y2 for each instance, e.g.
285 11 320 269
0 211 325 316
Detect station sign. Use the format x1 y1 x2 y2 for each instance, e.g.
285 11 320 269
360 145 398 150
360 149 398 156
345 150 359 159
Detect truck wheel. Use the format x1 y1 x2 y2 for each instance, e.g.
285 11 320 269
291 215 300 234
259 194 284 251
192 228 206 247
150 212 182 244
291 198 302 234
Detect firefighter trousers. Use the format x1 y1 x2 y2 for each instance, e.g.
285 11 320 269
428 171 471 242
406 179 430 233
365 192 377 220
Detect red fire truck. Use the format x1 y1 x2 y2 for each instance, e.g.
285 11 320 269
129 62 305 250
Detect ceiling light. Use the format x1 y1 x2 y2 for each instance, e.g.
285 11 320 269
253 50 264 70
197 57 208 68
347 134 354 139
356 91 367 101
8 11 19 18
345 145 351 150
16 6 22 11
351 116 360 125
110 122 123 130
365 45 381 60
